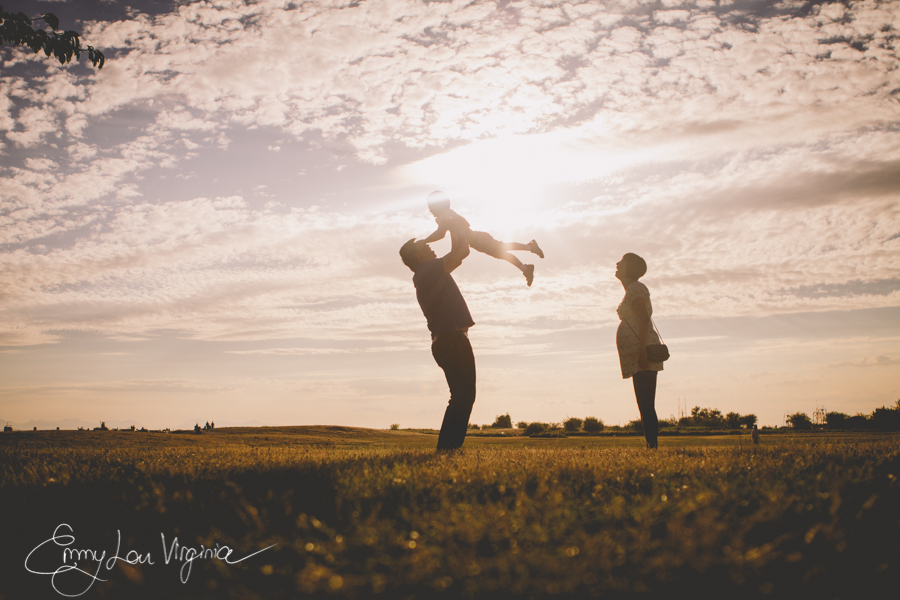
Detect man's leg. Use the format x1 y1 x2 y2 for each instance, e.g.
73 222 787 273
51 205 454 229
432 332 477 450
633 370 659 449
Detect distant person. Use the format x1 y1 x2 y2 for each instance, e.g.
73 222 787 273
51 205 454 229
615 253 664 449
400 215 476 450
421 191 543 286
751 424 759 445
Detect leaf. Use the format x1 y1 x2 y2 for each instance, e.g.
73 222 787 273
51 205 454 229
42 12 59 31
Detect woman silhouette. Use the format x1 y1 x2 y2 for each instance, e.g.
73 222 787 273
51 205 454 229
615 253 664 448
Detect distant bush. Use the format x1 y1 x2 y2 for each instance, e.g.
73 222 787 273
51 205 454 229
563 417 582 432
871 403 900 430
677 407 755 429
583 417 603 433
524 422 546 436
846 414 870 429
787 412 813 430
726 412 757 429
492 413 512 428
826 411 848 429
389 424 399 431
680 407 725 429
627 419 643 433
467 423 481 430
826 402 900 431
516 421 528 429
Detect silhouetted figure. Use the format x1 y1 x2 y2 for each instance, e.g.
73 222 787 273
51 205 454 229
400 215 476 450
751 424 759 445
422 191 543 286
205 421 210 430
194 423 202 433
211 421 215 429
615 253 664 449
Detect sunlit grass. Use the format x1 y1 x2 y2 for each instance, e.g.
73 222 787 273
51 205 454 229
3 431 897 599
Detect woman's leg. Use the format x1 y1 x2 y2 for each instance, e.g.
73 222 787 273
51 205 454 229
632 370 658 449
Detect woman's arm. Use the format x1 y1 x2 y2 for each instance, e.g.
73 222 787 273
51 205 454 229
632 295 651 369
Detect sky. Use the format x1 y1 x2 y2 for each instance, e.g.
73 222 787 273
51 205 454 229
1 0 898 431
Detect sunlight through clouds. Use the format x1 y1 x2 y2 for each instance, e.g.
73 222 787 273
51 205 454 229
1 0 898 429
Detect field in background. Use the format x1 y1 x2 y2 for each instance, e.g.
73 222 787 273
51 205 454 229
3 428 898 599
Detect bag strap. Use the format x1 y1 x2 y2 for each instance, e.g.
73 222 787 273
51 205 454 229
623 315 665 345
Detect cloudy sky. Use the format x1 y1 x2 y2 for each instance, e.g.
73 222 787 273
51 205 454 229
1 0 898 431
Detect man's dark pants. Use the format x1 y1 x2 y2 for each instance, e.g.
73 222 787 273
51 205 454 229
431 331 476 450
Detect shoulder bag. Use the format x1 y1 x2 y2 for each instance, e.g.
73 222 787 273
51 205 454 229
625 317 670 362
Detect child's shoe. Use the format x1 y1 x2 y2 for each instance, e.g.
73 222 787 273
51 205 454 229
528 240 544 259
523 264 534 287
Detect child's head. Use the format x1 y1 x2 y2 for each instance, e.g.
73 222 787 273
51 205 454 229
427 190 451 216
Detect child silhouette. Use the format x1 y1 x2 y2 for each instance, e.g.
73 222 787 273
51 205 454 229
421 191 544 286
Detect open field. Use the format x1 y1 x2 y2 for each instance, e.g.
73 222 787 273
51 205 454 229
2 428 898 599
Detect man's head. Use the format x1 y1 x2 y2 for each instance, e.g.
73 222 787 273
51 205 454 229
400 238 437 271
427 190 451 216
615 252 647 281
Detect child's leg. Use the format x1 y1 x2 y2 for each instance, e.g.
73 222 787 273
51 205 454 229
469 231 525 271
471 234 543 259
503 242 531 252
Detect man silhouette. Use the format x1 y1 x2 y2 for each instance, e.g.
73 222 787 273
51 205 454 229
399 216 476 450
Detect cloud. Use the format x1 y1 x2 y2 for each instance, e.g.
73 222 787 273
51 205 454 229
0 378 234 396
224 345 409 355
827 355 900 368
0 0 897 384
4 0 897 202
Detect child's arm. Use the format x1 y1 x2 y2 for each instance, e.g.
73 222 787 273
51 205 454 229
421 221 448 244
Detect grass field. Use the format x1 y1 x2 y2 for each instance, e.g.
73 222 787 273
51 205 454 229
2 427 898 599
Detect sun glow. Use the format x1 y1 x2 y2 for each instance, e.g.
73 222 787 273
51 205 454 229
396 128 668 235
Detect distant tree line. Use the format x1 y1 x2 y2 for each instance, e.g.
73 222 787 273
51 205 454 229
788 400 900 431
467 415 606 436
676 407 758 430
476 407 761 436
450 401 900 436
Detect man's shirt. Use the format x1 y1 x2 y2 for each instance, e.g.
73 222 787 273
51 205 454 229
412 257 475 338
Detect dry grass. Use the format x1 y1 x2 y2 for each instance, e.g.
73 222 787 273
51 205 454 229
2 429 898 599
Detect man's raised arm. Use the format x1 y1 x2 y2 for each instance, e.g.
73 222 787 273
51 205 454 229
442 216 470 273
